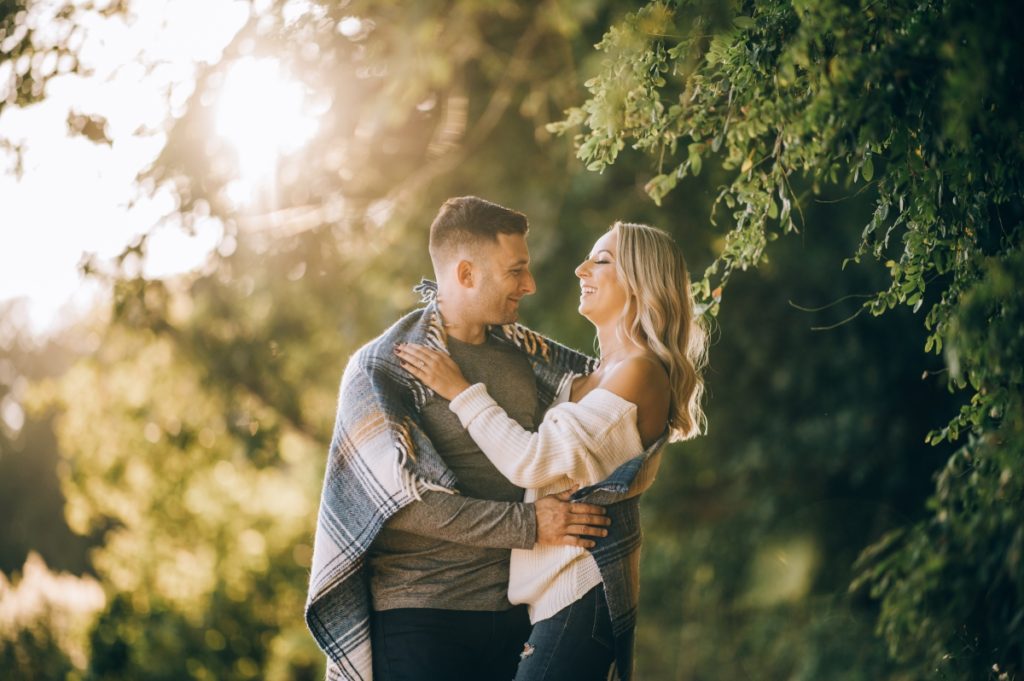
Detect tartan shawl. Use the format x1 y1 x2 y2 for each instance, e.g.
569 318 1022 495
305 280 664 681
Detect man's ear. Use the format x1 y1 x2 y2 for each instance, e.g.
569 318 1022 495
455 259 474 288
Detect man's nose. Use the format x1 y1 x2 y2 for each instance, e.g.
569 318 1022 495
521 270 537 296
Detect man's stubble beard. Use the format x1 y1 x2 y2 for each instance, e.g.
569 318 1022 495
483 309 518 328
476 274 520 327
495 298 521 326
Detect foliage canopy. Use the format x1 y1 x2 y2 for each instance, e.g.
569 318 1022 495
1 0 1021 678
552 0 1023 676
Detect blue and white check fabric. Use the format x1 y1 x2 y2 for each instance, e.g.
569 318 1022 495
305 280 663 680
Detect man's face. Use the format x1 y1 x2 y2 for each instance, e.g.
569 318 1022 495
469 233 536 325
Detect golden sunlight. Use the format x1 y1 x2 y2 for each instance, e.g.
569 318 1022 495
214 57 318 195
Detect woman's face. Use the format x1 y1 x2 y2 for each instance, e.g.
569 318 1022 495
575 228 629 326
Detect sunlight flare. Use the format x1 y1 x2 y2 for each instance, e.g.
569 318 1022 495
214 57 318 190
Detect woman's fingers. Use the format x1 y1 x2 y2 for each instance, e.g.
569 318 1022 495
395 346 433 375
395 343 426 364
395 343 443 369
394 347 427 381
393 344 468 400
394 345 454 396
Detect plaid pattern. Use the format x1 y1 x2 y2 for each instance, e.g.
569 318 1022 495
305 280 663 681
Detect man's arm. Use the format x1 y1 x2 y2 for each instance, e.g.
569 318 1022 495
385 489 611 549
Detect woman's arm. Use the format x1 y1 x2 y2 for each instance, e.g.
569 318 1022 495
396 344 666 489
447 382 645 488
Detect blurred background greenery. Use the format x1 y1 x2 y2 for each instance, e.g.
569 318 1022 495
1 0 1019 679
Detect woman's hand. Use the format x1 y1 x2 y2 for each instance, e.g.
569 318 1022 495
395 343 471 401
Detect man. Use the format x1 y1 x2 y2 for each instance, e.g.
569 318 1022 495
306 196 610 681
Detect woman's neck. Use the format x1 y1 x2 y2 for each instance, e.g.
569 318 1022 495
595 322 639 366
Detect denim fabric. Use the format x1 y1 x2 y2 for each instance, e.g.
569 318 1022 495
514 586 615 681
309 279 659 681
371 605 530 681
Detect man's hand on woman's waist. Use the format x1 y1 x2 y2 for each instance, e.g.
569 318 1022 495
534 488 610 549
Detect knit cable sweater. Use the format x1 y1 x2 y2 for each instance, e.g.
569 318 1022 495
449 379 661 622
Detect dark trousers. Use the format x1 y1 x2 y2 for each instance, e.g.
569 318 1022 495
513 586 615 681
371 605 531 681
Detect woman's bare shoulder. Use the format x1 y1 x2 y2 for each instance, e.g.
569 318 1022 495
598 354 669 405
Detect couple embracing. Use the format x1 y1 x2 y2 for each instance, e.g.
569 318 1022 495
305 196 708 680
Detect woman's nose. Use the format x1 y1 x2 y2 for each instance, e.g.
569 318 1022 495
574 261 588 278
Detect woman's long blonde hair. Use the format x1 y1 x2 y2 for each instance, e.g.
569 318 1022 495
613 221 709 442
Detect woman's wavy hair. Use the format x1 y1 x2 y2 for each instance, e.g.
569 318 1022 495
613 221 709 442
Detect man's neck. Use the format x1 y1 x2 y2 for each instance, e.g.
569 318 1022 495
436 299 488 345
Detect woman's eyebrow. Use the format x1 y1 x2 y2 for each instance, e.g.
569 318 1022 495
591 249 614 259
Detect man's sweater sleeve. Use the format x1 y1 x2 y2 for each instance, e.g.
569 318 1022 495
448 383 646 489
383 490 537 550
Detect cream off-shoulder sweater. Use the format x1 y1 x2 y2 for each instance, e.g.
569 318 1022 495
448 377 663 623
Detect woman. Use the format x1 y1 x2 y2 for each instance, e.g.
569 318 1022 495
396 221 707 680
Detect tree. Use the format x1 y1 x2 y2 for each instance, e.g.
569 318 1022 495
551 0 1023 676
0 0 119 174
12 2 691 678
5 0 1017 677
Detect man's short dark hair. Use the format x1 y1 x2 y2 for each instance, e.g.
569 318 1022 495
428 196 529 267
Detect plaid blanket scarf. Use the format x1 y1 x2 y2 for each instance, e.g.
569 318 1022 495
305 280 664 680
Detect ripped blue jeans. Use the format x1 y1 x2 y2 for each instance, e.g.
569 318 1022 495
514 586 616 681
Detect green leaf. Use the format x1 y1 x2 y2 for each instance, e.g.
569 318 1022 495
780 197 792 223
862 156 875 181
